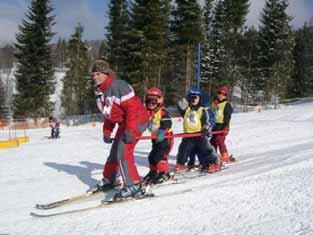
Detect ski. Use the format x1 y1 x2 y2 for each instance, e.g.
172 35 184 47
35 185 114 210
35 178 181 210
30 188 192 218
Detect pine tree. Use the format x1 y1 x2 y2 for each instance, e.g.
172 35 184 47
170 0 203 100
14 0 56 118
237 27 260 110
126 0 171 97
290 23 313 97
0 78 5 119
106 0 130 81
201 0 218 97
61 24 92 115
202 0 249 98
55 37 67 69
204 0 227 92
257 0 294 104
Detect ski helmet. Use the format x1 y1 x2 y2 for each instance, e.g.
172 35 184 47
187 88 202 105
218 86 229 95
145 87 164 109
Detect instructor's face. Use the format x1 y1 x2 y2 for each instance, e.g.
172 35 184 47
92 72 107 86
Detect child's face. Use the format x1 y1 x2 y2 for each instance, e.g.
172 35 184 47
190 95 200 106
217 92 226 101
145 96 159 110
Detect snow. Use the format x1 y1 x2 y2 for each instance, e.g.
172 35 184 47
1 100 313 235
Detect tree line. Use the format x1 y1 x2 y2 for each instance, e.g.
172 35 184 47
1 0 313 119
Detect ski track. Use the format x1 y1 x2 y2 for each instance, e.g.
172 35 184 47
1 100 313 235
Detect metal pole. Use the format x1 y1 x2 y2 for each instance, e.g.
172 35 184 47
196 43 201 89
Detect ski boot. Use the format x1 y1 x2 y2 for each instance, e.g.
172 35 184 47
143 170 158 183
175 164 186 174
113 184 146 201
93 178 115 192
220 153 236 164
152 172 171 184
208 162 222 173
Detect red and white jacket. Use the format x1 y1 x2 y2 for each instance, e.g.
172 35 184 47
95 76 149 138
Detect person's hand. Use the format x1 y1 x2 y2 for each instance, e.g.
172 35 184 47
122 130 136 144
202 124 212 137
156 129 166 142
177 97 188 111
103 135 112 144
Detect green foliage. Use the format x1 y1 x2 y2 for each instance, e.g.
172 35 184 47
125 0 171 97
61 24 93 115
169 0 203 102
257 0 295 101
289 23 313 97
106 0 130 81
13 0 56 118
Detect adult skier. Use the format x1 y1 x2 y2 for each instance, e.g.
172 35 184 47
91 59 150 200
143 87 173 184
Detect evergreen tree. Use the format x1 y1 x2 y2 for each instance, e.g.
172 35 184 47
106 0 130 80
55 37 67 69
14 0 56 118
61 24 93 115
98 40 109 60
237 27 260 109
202 0 249 98
204 0 227 93
201 0 219 97
170 0 203 100
290 23 313 97
126 0 171 97
257 0 294 104
0 78 5 119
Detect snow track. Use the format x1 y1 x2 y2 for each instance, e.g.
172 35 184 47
1 100 313 235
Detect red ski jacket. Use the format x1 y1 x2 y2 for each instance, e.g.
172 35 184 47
95 76 149 138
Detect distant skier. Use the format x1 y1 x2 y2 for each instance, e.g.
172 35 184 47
143 87 173 184
91 58 150 200
49 117 60 139
175 88 220 174
210 86 235 163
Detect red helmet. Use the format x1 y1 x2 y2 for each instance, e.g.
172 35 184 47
145 87 164 109
218 86 229 95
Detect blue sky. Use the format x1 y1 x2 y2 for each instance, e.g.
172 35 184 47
0 0 313 43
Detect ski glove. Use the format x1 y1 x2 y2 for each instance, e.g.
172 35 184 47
177 97 188 111
202 124 212 137
156 129 166 143
122 130 136 144
103 135 113 144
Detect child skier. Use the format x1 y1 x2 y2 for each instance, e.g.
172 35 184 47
49 117 60 139
176 88 220 174
210 86 235 163
143 87 173 184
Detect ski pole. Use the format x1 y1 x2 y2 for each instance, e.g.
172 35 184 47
139 130 226 140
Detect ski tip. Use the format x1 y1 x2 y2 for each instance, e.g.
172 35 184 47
30 212 45 218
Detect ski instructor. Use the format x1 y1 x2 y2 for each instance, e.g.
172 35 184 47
91 58 150 200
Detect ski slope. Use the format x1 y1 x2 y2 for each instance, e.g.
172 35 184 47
1 100 313 235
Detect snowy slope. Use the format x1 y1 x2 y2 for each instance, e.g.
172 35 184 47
0 101 313 235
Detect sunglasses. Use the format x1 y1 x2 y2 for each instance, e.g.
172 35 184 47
146 97 158 105
190 95 199 100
